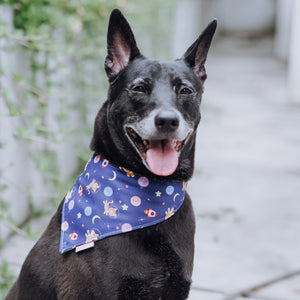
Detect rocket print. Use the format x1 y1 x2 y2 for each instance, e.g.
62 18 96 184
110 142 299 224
59 154 186 253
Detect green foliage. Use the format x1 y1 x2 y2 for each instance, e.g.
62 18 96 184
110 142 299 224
0 197 10 221
0 261 16 298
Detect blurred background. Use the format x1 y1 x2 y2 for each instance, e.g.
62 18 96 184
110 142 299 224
0 0 300 299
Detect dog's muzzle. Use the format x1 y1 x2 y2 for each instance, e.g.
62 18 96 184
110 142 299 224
124 109 193 176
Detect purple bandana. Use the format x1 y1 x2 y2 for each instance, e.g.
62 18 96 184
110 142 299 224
59 154 187 253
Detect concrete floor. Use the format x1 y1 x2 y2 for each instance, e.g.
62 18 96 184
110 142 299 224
1 36 300 300
188 36 300 299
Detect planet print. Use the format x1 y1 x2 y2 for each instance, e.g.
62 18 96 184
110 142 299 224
130 196 141 207
68 200 74 210
166 185 174 195
60 153 186 254
94 155 101 163
61 221 69 231
138 176 149 187
84 206 92 216
121 223 132 232
104 186 113 197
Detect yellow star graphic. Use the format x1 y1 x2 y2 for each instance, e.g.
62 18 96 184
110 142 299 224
155 191 162 197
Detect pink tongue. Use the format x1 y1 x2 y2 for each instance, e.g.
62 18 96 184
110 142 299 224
146 140 179 176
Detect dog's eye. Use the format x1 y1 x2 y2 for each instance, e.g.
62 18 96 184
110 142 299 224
132 85 146 93
179 86 193 95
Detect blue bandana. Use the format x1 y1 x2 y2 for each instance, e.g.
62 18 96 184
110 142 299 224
59 154 186 253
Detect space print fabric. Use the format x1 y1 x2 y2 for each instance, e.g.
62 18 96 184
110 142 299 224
59 154 186 253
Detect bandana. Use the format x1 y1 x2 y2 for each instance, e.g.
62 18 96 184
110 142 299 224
59 154 186 253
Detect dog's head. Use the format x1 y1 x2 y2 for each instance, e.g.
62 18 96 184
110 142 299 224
91 9 216 180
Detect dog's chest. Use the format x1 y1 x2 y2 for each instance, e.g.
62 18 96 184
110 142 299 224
86 197 195 299
90 227 193 299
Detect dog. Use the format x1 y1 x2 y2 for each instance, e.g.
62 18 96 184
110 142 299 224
5 9 216 300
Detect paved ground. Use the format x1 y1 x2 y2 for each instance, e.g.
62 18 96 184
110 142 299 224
1 36 300 299
188 36 300 299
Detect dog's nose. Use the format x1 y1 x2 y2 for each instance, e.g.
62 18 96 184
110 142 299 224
155 111 180 132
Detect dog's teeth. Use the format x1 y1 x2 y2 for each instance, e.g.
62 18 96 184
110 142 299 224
143 140 149 149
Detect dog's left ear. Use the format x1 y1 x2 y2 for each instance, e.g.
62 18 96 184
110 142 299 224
105 9 141 79
183 20 217 84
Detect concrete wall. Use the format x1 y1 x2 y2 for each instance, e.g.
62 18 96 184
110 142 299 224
0 5 79 239
173 0 300 102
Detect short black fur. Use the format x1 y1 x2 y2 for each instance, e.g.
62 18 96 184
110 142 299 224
5 9 216 300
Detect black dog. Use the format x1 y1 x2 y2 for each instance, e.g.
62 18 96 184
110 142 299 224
5 9 216 300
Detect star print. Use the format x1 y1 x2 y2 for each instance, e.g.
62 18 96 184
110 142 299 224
122 204 128 211
60 153 186 254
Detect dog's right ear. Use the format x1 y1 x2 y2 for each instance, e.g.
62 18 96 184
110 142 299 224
105 9 141 80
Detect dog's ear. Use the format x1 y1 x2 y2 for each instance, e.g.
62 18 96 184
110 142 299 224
105 9 141 79
183 20 217 84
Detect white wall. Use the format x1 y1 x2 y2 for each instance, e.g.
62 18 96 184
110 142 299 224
0 5 80 239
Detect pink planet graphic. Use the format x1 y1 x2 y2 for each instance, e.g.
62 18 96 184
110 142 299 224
121 223 132 232
61 221 69 231
68 200 74 210
130 196 141 207
138 176 149 187
94 155 101 163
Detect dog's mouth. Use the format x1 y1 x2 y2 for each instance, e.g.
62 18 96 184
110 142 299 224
125 126 189 176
